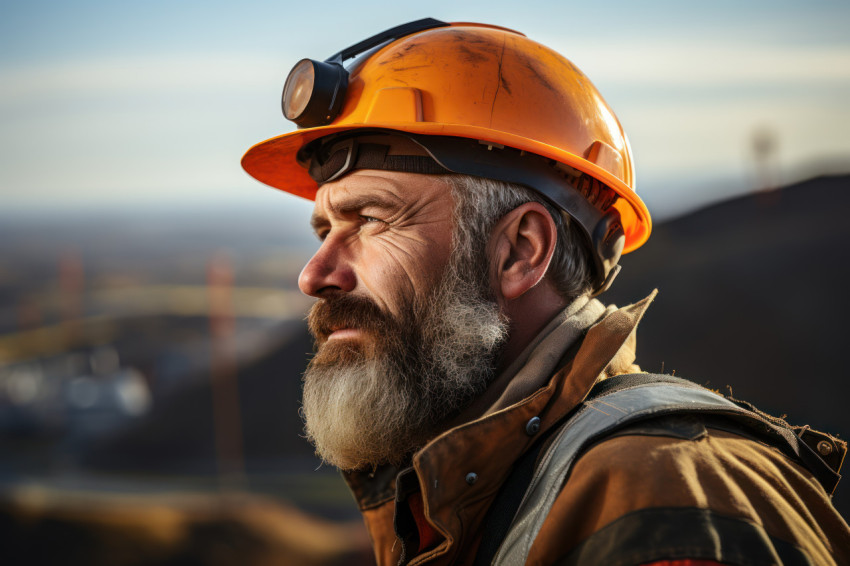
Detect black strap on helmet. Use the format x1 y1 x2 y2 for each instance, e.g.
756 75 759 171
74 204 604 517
326 18 449 65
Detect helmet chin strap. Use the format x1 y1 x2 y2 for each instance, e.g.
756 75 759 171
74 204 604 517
299 131 624 295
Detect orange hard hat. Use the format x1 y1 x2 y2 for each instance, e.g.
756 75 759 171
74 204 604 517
242 19 651 289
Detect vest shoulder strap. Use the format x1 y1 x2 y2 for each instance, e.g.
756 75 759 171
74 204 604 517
486 373 844 565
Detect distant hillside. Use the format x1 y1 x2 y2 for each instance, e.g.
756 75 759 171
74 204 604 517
86 174 850 518
604 174 850 515
605 174 849 428
86 319 316 474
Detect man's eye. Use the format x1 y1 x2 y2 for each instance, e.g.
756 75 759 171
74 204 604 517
361 215 383 224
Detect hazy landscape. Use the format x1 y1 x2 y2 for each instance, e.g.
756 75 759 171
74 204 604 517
0 173 848 563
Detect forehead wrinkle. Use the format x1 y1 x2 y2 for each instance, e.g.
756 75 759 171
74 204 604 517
310 171 456 233
315 177 406 216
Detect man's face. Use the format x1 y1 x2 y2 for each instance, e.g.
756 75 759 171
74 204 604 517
298 169 507 470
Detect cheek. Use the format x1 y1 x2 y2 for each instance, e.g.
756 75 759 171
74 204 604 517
357 247 417 307
357 237 451 309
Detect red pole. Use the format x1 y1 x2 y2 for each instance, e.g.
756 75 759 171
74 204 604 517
207 251 245 490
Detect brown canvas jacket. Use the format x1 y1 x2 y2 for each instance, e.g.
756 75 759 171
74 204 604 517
343 295 850 565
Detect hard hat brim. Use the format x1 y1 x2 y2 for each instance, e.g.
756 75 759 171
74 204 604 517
241 123 651 254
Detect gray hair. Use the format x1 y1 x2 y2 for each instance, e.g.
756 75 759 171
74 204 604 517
445 174 594 301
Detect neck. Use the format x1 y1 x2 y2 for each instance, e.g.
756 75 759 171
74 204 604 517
497 282 568 372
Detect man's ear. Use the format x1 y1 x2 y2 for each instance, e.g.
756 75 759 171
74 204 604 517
488 202 558 302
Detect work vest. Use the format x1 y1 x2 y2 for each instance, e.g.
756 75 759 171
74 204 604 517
474 373 846 565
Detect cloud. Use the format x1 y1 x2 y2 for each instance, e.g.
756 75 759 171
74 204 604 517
550 39 850 88
0 52 286 106
4 36 849 109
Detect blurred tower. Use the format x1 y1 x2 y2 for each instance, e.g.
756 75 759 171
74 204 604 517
59 249 85 349
207 251 245 490
752 125 780 195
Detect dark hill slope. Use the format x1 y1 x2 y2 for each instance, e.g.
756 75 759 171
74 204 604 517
605 174 850 430
86 319 318 473
604 174 850 514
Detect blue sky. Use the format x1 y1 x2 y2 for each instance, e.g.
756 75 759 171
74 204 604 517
2 0 849 219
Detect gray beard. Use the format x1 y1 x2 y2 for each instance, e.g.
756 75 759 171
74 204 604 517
301 255 507 471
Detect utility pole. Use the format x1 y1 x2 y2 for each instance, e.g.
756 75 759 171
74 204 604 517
207 252 245 491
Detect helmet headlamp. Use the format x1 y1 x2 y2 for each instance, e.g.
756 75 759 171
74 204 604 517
282 59 348 127
280 18 449 128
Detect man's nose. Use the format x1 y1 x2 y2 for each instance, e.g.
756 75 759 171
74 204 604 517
298 238 356 298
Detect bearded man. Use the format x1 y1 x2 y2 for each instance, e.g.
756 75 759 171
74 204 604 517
243 19 850 566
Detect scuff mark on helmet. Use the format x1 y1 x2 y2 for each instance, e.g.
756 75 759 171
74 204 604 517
522 60 559 96
390 65 430 73
500 75 512 95
489 37 508 126
379 42 424 65
456 44 490 65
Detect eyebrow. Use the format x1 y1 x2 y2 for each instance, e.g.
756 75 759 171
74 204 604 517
310 195 401 231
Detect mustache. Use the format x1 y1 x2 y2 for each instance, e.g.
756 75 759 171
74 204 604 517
307 295 396 343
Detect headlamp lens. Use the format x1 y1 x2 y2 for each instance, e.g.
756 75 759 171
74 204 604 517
281 59 348 127
283 59 315 121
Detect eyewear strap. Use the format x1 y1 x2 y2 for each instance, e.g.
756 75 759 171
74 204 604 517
307 137 450 184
